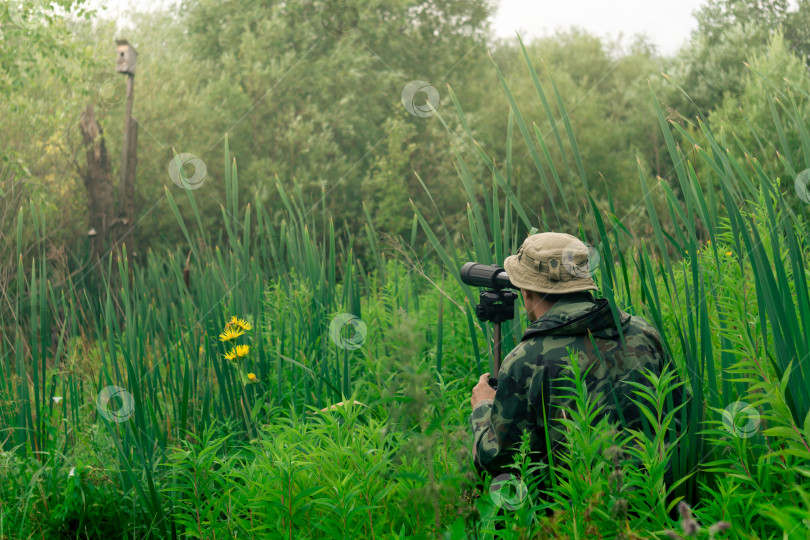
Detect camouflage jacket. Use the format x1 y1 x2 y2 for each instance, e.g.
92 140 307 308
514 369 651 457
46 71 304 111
470 292 682 478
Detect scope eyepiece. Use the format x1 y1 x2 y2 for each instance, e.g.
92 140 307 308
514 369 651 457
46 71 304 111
460 262 515 289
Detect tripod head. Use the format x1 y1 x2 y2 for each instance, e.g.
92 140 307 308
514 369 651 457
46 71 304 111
475 289 518 323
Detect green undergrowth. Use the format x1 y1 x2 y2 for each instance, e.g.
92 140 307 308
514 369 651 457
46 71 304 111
2 243 809 538
3 36 810 539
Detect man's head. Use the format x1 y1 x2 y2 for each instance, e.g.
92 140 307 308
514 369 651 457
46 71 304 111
503 232 598 320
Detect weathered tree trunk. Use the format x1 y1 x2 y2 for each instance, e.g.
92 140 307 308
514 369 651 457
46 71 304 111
79 105 115 263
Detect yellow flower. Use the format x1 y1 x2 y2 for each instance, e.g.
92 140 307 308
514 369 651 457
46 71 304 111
247 372 257 382
224 348 237 361
235 344 250 357
234 318 252 331
223 315 252 332
726 251 732 256
219 327 245 342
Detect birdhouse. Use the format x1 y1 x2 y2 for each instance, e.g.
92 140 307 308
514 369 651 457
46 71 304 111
115 39 136 75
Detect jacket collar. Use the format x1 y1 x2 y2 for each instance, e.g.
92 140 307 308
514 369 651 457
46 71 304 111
520 293 626 340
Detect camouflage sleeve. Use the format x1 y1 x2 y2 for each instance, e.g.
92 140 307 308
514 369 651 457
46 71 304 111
469 372 533 476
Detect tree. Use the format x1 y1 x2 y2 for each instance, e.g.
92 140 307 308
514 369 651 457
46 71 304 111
668 0 810 120
471 30 672 235
707 33 810 201
172 0 493 250
0 1 102 257
695 0 790 42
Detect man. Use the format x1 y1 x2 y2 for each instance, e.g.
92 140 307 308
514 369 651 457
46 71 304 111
469 232 683 491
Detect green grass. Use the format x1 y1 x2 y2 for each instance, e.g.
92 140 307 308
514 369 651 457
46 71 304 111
1 45 810 539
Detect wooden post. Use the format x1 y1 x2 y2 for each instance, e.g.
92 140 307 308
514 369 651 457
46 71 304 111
115 39 137 256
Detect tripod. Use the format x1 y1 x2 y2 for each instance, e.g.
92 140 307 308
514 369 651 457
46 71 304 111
474 288 518 389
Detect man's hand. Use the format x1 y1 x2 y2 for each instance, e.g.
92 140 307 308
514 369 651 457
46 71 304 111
471 373 496 409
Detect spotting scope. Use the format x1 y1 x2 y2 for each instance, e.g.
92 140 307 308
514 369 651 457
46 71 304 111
460 262 517 290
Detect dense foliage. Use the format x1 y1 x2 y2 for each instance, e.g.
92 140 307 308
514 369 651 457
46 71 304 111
6 0 807 259
1 0 810 538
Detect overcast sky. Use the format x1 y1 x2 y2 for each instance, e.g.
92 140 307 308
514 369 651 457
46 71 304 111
491 0 707 55
88 0 708 56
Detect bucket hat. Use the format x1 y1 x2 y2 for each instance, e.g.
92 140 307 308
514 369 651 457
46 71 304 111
503 232 598 294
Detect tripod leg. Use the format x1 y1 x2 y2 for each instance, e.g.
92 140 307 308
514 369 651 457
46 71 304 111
488 323 501 389
494 323 501 373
